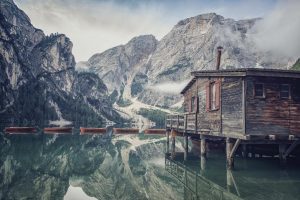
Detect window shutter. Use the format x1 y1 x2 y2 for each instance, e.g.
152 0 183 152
206 83 210 112
195 96 199 113
215 80 221 110
189 97 192 113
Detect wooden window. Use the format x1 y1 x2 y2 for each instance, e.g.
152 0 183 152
211 83 216 110
254 83 265 98
206 80 221 111
280 84 290 99
191 96 195 112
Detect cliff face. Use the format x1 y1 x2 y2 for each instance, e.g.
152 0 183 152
80 35 158 99
0 0 121 125
81 13 294 108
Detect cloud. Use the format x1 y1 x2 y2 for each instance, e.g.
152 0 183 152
14 0 171 61
148 80 190 94
14 0 277 61
251 0 300 58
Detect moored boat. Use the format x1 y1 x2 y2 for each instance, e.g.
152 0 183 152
80 127 106 134
44 127 73 134
4 127 37 134
113 128 139 134
144 129 166 135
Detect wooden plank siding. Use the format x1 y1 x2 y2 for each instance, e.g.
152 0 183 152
182 77 245 138
196 78 221 134
245 77 300 136
221 77 244 136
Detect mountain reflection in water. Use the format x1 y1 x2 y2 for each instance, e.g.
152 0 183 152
0 132 183 200
1 131 300 200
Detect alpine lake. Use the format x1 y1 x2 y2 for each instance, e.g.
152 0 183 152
1 125 300 200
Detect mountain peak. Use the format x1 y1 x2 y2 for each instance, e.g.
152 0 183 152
127 34 157 44
176 13 224 27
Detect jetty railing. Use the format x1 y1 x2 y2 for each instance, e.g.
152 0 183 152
166 113 197 133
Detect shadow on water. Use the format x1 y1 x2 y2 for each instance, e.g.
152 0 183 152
165 150 300 200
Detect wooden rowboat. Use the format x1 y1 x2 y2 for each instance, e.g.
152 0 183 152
4 127 37 133
80 127 106 134
144 129 166 135
113 128 139 134
44 127 73 133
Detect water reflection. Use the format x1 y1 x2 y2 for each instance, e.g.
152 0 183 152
0 132 182 200
165 151 300 200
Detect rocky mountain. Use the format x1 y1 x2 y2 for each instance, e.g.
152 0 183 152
79 35 158 100
0 0 121 126
81 13 296 108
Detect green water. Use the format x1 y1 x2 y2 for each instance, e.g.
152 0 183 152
1 131 300 200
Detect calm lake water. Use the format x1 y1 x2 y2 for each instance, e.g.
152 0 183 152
1 129 300 200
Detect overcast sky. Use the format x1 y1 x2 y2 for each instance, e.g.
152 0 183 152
14 0 292 62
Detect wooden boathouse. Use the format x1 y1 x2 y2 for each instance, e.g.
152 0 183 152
166 65 300 169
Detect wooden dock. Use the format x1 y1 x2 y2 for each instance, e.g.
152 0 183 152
165 113 300 169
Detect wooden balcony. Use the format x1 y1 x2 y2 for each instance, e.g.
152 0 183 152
165 113 198 133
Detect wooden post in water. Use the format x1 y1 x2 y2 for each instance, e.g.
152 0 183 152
279 143 287 167
226 138 241 169
166 131 170 153
184 134 188 161
200 137 207 158
242 144 248 158
200 153 206 172
171 129 176 159
184 114 188 161
226 169 233 192
226 138 234 169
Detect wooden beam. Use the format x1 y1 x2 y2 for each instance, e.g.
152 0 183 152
184 134 188 161
283 140 300 158
200 138 207 157
229 139 241 158
166 131 170 153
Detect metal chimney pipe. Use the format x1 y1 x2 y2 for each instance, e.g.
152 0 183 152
216 46 223 70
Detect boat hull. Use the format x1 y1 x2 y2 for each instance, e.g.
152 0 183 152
4 127 37 134
80 127 106 134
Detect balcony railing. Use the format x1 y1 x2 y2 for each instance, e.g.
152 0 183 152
166 113 198 133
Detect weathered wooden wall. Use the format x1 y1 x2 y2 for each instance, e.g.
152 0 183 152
183 81 198 113
221 77 244 136
183 78 221 134
246 77 300 136
196 78 221 134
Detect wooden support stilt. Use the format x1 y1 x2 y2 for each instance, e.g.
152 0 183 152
226 138 234 169
171 129 176 159
200 137 207 158
284 140 300 158
226 169 240 196
184 134 188 161
200 154 206 172
242 144 248 158
166 131 170 153
226 138 241 169
279 143 287 166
